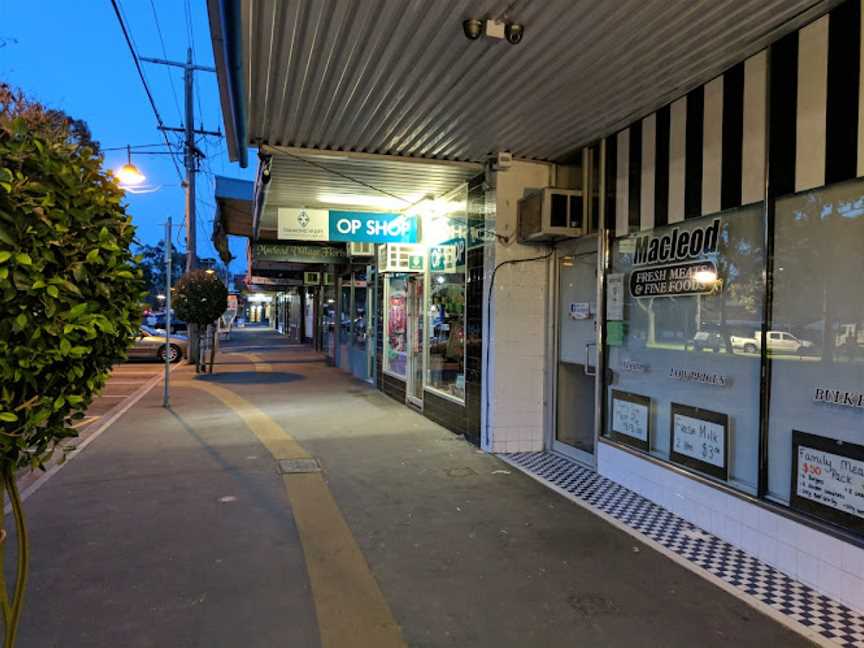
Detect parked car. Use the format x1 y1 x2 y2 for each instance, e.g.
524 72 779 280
149 314 188 334
730 330 815 355
128 326 187 363
686 331 726 352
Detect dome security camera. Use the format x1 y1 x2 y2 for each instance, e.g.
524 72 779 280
505 23 524 45
463 18 483 40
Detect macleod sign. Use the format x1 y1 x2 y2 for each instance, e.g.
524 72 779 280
629 218 721 298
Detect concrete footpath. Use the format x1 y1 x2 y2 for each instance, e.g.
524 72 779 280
12 328 811 647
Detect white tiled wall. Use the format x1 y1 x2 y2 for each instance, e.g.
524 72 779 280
483 160 553 453
598 441 864 613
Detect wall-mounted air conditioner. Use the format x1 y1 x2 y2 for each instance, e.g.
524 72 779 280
303 271 320 286
348 242 375 257
377 243 425 273
517 188 584 243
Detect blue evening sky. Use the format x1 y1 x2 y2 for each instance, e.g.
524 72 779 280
0 0 253 273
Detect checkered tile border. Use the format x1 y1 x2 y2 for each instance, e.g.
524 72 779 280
502 451 864 648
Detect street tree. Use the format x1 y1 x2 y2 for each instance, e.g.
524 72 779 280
136 240 184 307
0 85 144 646
173 269 227 372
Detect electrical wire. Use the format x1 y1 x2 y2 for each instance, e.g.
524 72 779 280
278 150 414 205
185 0 206 125
109 0 184 181
483 249 554 448
148 0 183 123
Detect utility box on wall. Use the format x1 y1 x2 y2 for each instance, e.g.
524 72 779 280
517 188 584 243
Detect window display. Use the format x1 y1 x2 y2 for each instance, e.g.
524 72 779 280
427 272 465 399
424 185 468 401
385 275 407 377
605 206 764 492
767 178 864 510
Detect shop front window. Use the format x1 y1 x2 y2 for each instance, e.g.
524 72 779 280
428 272 466 400
605 206 765 493
767 179 864 531
385 274 408 377
424 185 468 401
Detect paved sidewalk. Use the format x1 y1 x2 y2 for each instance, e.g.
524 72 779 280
13 329 812 647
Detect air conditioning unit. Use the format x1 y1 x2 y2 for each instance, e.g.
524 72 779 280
377 243 425 273
303 271 320 286
517 188 584 244
348 242 375 257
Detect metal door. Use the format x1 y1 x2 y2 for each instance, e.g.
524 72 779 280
552 236 598 465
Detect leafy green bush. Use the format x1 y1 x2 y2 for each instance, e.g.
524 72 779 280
173 269 228 325
0 84 144 645
0 85 144 471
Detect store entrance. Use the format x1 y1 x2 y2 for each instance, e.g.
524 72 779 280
553 236 598 465
406 274 424 409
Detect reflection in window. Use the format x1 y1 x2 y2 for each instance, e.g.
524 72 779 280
385 275 407 377
767 179 864 504
428 273 465 399
605 206 764 493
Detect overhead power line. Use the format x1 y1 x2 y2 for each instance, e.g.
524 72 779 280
109 0 183 181
148 0 183 122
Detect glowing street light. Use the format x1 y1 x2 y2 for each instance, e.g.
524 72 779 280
116 145 146 186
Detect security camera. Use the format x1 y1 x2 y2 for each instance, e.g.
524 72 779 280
463 18 483 40
505 23 524 45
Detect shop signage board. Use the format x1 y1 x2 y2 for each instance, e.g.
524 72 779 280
670 403 729 480
812 387 864 410
668 367 730 387
247 275 301 287
607 273 624 320
630 260 719 298
252 242 347 265
429 245 457 272
791 431 864 531
610 390 651 451
627 217 722 299
569 302 592 320
277 208 418 244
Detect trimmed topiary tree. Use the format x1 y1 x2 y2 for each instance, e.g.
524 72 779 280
173 269 228 372
0 85 144 646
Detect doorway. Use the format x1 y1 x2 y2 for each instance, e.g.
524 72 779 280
406 274 424 409
552 236 598 465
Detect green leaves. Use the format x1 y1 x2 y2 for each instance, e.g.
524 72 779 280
0 87 144 472
173 270 229 326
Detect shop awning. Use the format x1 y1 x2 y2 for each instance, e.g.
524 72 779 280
213 175 255 263
207 0 837 167
252 146 480 238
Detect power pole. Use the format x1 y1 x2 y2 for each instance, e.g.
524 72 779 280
140 49 219 272
141 49 220 362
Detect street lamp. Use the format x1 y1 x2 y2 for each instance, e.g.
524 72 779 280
116 146 147 186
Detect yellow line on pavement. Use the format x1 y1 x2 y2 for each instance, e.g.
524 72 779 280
224 352 271 372
176 380 404 648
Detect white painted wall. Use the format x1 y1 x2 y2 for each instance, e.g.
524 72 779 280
482 160 553 453
599 441 864 614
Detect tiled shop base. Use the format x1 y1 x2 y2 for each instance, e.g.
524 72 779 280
502 452 864 648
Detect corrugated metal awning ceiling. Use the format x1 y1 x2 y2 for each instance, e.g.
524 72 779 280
222 0 835 164
257 146 481 232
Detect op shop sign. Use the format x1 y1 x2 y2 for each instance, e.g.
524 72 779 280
278 208 418 244
629 218 721 298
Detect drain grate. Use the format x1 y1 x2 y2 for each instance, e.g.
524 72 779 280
278 458 321 474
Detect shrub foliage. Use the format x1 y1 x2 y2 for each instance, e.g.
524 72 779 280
0 85 144 471
173 269 228 326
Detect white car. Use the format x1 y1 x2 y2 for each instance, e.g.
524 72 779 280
730 330 815 355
